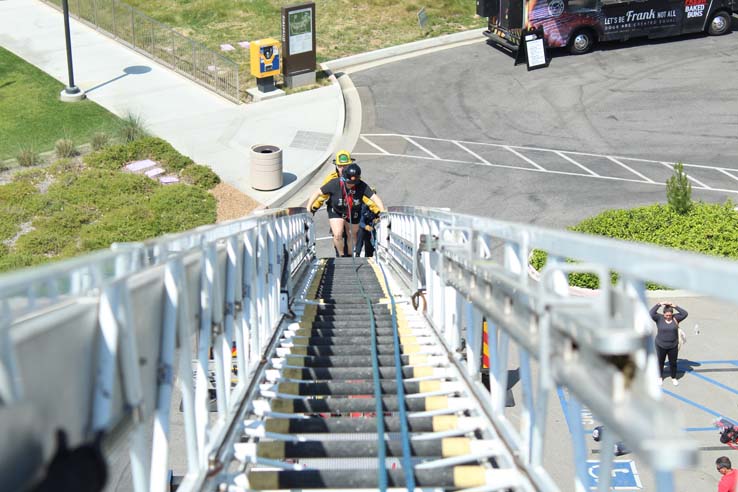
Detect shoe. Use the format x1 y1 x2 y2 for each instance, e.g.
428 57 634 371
672 379 679 386
658 378 663 386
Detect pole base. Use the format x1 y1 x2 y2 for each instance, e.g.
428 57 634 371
60 87 86 102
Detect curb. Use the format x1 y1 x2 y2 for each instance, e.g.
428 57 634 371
323 28 486 71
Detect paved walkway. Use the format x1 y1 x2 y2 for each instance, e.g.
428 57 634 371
0 0 343 206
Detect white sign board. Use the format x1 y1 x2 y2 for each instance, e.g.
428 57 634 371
288 7 313 55
525 37 547 69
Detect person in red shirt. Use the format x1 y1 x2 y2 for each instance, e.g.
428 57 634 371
717 456 738 492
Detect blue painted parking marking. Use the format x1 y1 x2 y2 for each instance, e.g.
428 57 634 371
687 360 738 365
663 389 738 425
557 386 573 434
678 362 738 396
586 460 642 489
685 427 718 432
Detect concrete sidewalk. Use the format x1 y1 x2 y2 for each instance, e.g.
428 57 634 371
0 0 343 207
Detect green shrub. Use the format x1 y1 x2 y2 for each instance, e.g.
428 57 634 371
13 206 98 256
83 137 195 173
55 138 78 158
149 184 217 232
16 145 41 167
666 162 692 215
531 202 738 289
13 226 71 257
131 137 193 171
0 251 39 274
118 112 148 143
79 205 161 250
46 168 154 212
12 168 47 186
48 158 83 176
0 207 21 242
91 132 111 151
83 142 138 170
180 164 221 189
0 181 38 205
2 135 219 273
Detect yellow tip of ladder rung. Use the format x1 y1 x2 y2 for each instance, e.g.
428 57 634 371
442 437 472 457
425 395 448 411
453 466 487 487
432 415 459 432
257 441 286 459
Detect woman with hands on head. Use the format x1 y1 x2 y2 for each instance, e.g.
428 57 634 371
650 301 688 387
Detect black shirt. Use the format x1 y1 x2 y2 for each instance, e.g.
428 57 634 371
320 178 375 221
650 304 688 349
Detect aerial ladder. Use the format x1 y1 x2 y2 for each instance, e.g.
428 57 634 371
2 206 735 492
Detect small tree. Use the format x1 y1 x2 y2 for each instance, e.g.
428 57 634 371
666 162 692 215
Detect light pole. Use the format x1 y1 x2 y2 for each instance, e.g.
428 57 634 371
60 0 85 101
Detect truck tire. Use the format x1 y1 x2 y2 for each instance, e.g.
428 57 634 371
569 29 596 55
707 11 731 35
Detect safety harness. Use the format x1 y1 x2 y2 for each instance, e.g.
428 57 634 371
338 178 355 223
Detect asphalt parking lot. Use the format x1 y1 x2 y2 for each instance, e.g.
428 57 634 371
345 27 738 230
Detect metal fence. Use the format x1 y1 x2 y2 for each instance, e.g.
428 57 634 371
40 0 240 103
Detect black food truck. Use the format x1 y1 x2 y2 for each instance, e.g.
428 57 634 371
478 0 736 54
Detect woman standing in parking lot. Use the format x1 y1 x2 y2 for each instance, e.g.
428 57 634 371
650 301 688 386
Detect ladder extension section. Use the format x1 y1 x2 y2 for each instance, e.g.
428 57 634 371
234 257 528 491
5 205 738 492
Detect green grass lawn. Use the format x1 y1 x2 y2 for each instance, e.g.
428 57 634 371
0 46 121 160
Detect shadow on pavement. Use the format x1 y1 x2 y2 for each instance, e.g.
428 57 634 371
86 65 152 94
282 172 297 187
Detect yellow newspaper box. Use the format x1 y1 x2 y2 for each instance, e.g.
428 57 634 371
250 38 281 78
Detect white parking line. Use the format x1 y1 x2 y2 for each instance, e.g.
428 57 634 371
504 146 545 171
719 168 738 182
557 151 599 177
453 141 492 166
360 135 389 154
661 161 710 189
354 151 660 183
404 136 440 159
355 133 738 194
607 156 655 183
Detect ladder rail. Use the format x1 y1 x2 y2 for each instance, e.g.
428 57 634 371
0 208 314 492
375 206 730 491
4 205 735 491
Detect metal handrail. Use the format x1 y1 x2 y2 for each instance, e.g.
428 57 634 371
374 206 719 492
382 206 738 303
39 0 240 102
0 207 314 492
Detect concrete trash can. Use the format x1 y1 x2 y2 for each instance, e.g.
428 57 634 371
250 144 283 191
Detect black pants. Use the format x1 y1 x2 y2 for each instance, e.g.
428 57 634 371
656 345 678 378
355 227 375 257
